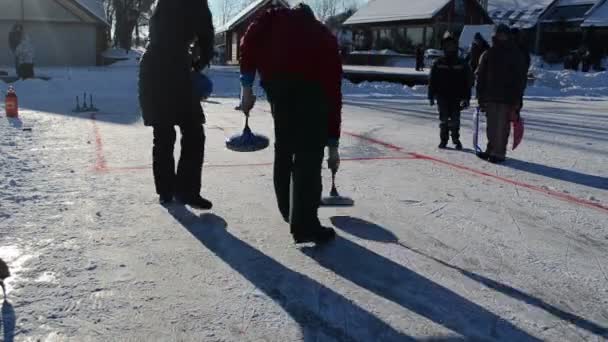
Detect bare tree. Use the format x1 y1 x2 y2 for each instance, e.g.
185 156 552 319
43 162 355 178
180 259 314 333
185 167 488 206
306 0 340 22
105 0 155 51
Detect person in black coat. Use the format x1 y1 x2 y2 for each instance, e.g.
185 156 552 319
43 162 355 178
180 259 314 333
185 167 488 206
415 45 425 71
429 32 473 150
469 32 490 73
476 24 527 163
8 23 23 73
138 0 214 208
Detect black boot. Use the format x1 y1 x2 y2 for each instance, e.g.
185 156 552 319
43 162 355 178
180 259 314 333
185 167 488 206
159 193 173 205
453 139 463 150
438 141 448 149
488 156 505 164
477 151 490 160
176 194 213 210
293 226 336 244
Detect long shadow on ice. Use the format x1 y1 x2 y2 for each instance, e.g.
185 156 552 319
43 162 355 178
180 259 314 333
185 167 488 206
329 216 608 340
504 158 608 191
1 300 16 342
167 206 414 341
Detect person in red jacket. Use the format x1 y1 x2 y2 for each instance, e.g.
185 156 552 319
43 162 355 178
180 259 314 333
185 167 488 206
239 3 342 244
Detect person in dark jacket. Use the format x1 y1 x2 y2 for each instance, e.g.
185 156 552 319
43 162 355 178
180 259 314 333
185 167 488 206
138 0 214 208
8 23 23 73
415 45 425 71
476 24 527 164
239 3 342 244
429 32 473 150
469 32 490 73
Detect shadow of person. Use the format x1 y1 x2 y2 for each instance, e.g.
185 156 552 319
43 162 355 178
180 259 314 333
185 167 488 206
330 216 608 340
331 216 399 243
165 206 415 341
301 235 543 341
503 158 608 191
1 300 16 342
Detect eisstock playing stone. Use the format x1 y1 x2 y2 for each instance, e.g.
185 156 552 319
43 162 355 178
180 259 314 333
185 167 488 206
226 116 269 152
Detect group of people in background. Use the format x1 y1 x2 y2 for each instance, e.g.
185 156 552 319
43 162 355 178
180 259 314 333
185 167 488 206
8 23 35 79
428 24 530 164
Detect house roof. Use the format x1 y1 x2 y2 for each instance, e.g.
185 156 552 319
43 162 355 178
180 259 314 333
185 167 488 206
542 1 595 22
217 0 289 34
74 0 108 25
343 0 452 25
487 0 555 12
582 0 608 26
487 0 555 28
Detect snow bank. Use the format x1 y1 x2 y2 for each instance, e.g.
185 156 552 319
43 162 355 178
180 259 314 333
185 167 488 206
528 68 608 97
342 80 427 98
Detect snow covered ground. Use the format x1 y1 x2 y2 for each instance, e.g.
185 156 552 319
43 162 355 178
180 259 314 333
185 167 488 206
0 62 607 341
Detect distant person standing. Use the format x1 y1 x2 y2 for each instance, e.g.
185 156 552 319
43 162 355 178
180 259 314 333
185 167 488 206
428 32 473 150
8 23 23 74
15 33 35 79
476 24 527 164
415 45 425 71
469 32 490 72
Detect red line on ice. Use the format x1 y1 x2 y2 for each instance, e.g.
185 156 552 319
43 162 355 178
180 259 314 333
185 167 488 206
104 156 418 173
91 113 107 172
344 131 608 213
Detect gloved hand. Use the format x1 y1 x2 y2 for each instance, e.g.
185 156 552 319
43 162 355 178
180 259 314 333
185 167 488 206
240 86 256 115
460 100 470 110
327 146 340 171
429 98 435 106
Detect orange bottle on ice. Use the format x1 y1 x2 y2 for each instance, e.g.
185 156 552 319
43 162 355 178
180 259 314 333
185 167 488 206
5 86 18 118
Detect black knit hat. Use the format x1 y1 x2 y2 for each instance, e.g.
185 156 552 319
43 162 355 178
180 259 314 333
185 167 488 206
495 24 511 36
293 3 316 20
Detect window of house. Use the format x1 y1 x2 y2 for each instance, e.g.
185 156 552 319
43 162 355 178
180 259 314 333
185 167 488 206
407 27 424 46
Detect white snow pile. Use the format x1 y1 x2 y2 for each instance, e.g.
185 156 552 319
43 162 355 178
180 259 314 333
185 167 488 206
528 68 608 97
343 80 427 98
102 48 144 67
351 49 405 56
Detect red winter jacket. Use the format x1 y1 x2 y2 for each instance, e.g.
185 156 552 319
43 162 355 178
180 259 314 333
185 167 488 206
239 7 343 142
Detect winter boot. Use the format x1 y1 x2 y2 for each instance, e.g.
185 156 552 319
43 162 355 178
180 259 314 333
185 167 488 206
159 193 173 205
453 139 463 150
488 156 505 164
176 194 213 210
293 226 336 244
438 141 448 149
476 151 490 160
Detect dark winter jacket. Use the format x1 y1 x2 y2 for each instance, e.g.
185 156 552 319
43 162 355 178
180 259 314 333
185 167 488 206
428 56 473 102
8 27 22 52
476 39 527 106
469 39 490 72
138 0 214 127
239 6 342 144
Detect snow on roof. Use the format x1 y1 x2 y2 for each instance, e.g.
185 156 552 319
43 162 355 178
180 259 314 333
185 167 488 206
74 0 108 25
582 0 608 26
217 0 289 33
343 0 452 25
487 0 558 28
555 0 596 6
487 0 555 12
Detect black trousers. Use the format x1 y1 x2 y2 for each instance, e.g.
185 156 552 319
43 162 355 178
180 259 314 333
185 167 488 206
274 145 324 234
437 98 461 142
17 63 34 79
152 124 205 197
416 58 425 71
264 79 328 236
